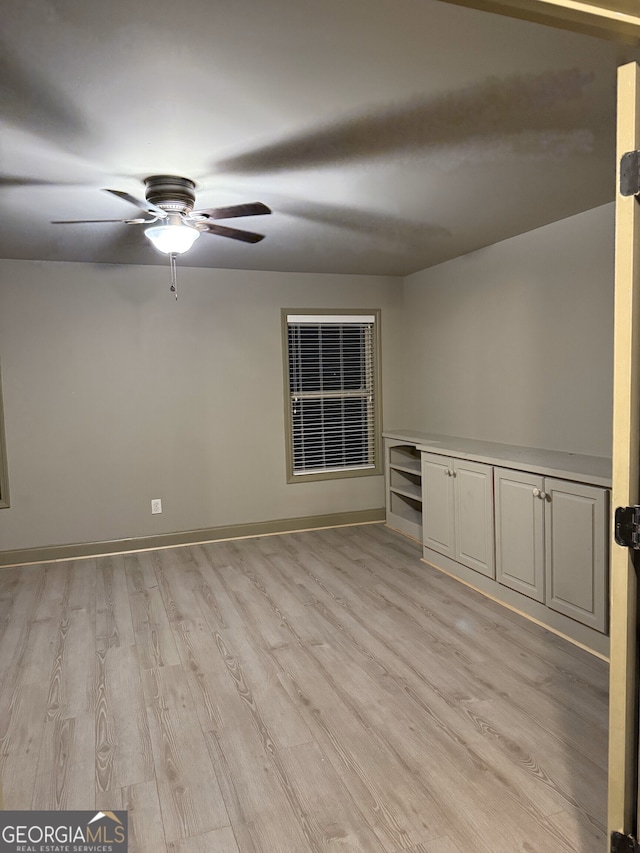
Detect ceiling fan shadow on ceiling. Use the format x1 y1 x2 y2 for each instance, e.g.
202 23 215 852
214 68 606 176
51 175 272 299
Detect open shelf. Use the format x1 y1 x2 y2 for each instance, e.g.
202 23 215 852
388 445 421 475
390 467 422 500
387 491 422 540
385 439 423 542
390 491 422 523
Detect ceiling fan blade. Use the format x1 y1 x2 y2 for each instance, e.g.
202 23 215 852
103 189 168 218
51 218 148 224
200 223 265 243
192 202 271 220
1 176 81 188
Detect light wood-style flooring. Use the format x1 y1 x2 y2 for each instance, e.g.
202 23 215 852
0 523 608 852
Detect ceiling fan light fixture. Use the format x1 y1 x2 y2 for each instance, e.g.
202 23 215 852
145 221 201 254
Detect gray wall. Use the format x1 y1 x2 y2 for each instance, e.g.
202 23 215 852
0 203 616 553
0 260 402 552
398 204 614 457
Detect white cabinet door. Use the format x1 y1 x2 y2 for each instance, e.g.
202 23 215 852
544 478 608 633
454 460 495 578
494 468 545 602
422 452 455 559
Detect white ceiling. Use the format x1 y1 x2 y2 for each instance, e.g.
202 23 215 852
1 0 637 276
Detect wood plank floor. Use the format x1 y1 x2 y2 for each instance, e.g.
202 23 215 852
0 524 608 852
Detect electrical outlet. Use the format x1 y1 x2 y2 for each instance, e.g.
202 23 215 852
151 499 162 514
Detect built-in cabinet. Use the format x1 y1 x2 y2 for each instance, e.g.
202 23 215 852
422 453 494 578
383 431 611 654
494 468 608 633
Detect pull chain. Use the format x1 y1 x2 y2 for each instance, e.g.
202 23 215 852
169 252 178 300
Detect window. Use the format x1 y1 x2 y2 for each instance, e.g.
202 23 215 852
283 310 381 481
0 364 9 508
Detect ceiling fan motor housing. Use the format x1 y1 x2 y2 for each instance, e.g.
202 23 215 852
144 175 196 215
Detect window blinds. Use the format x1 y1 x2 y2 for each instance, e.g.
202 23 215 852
286 314 377 475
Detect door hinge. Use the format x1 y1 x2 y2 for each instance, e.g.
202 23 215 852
620 150 640 197
615 506 640 548
612 831 640 852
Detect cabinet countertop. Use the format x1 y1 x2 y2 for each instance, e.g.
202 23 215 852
383 429 611 488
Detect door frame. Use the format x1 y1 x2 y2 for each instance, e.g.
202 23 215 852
609 61 640 838
435 0 640 43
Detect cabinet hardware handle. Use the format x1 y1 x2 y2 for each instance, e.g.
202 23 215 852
533 488 540 497
451 470 457 477
540 491 547 500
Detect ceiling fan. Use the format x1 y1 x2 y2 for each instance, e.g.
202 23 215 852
52 175 272 297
